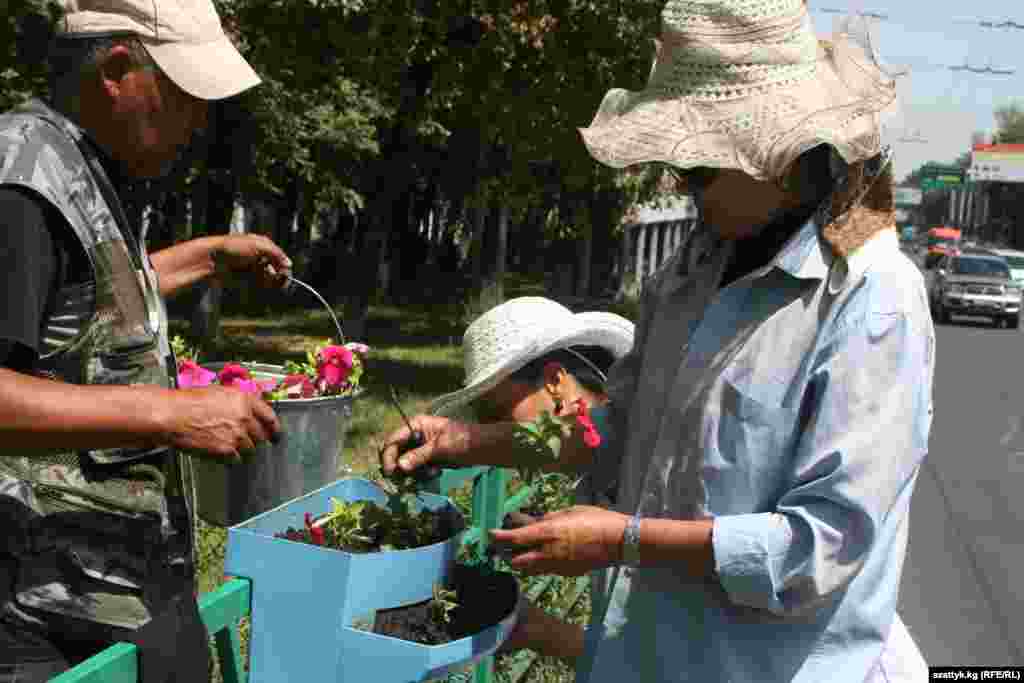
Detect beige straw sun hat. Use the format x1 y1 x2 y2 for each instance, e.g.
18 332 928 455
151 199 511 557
578 0 899 183
429 298 635 418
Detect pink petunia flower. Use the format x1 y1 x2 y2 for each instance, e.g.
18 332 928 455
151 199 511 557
217 363 252 387
231 379 263 394
282 373 316 399
177 359 216 389
316 345 354 389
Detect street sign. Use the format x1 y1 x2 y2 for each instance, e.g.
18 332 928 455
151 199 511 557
970 148 1024 183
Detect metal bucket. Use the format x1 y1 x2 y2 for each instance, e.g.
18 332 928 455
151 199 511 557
190 362 360 527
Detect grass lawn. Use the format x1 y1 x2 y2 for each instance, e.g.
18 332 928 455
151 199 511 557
180 278 629 682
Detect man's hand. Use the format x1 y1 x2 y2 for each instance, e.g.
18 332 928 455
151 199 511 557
378 415 473 476
498 600 585 662
212 234 292 289
489 506 629 577
162 386 282 463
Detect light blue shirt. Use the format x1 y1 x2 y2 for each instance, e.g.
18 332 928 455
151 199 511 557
579 218 935 683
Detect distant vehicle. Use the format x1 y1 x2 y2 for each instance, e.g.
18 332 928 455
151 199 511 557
988 248 1024 285
924 226 963 269
928 252 1021 328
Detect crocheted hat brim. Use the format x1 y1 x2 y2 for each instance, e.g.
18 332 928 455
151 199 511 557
578 19 897 183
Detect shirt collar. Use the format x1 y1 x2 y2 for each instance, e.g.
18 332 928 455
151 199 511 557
772 216 833 281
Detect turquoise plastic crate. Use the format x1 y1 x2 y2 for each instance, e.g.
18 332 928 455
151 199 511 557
224 477 518 683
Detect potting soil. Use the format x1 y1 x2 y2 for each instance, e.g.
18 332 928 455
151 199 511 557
371 565 519 646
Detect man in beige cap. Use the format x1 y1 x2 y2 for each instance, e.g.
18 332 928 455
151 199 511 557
0 2 286 681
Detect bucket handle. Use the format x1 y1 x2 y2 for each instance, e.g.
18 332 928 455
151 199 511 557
284 275 345 343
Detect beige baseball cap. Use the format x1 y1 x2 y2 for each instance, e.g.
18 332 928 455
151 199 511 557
57 0 262 101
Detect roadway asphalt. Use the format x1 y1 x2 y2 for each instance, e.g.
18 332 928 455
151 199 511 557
897 248 1024 667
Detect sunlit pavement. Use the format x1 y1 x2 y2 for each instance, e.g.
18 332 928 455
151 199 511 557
898 313 1024 666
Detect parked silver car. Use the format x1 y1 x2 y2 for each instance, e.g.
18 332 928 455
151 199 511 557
928 252 1022 328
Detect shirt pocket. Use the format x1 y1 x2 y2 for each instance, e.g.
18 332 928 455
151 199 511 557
704 378 797 513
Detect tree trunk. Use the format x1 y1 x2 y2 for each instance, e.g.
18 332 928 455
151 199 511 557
292 182 314 281
190 155 239 346
493 202 509 304
576 219 593 299
588 190 617 299
468 196 488 286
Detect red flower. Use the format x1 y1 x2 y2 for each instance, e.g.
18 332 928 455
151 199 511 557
177 359 216 388
304 512 325 546
217 363 252 387
283 373 316 398
316 345 354 389
573 398 602 449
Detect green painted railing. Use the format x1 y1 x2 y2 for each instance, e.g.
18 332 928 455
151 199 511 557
51 467 569 683
50 577 252 683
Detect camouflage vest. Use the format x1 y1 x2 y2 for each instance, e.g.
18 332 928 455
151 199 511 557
0 100 193 629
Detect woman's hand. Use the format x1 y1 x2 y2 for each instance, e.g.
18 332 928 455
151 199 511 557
489 506 629 577
212 234 292 289
378 415 474 476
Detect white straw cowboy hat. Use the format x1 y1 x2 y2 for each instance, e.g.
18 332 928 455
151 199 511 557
58 0 261 101
578 0 898 183
429 298 635 418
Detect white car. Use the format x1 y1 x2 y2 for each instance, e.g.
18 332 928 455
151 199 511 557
989 248 1024 287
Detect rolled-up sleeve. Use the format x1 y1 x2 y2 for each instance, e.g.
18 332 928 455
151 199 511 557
713 307 934 616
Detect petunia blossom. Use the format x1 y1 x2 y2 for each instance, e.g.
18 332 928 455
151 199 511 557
317 345 354 389
282 373 316 399
217 363 252 387
177 359 216 388
573 398 602 449
304 512 325 546
231 379 263 394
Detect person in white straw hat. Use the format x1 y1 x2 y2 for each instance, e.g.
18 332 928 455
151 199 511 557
0 2 291 681
382 1 933 682
428 297 634 421
424 297 634 662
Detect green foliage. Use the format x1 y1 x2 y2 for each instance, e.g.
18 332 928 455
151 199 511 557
430 583 460 626
1 0 60 111
511 410 574 485
321 498 376 550
7 0 676 318
994 102 1024 145
316 494 442 552
461 279 504 326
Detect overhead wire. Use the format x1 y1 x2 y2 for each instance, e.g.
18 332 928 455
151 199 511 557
810 6 1020 75
806 5 1019 150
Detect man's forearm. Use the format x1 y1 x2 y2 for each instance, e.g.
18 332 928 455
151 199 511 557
150 235 225 298
0 368 171 452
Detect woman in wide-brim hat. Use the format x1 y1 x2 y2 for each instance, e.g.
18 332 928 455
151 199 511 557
382 2 930 682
